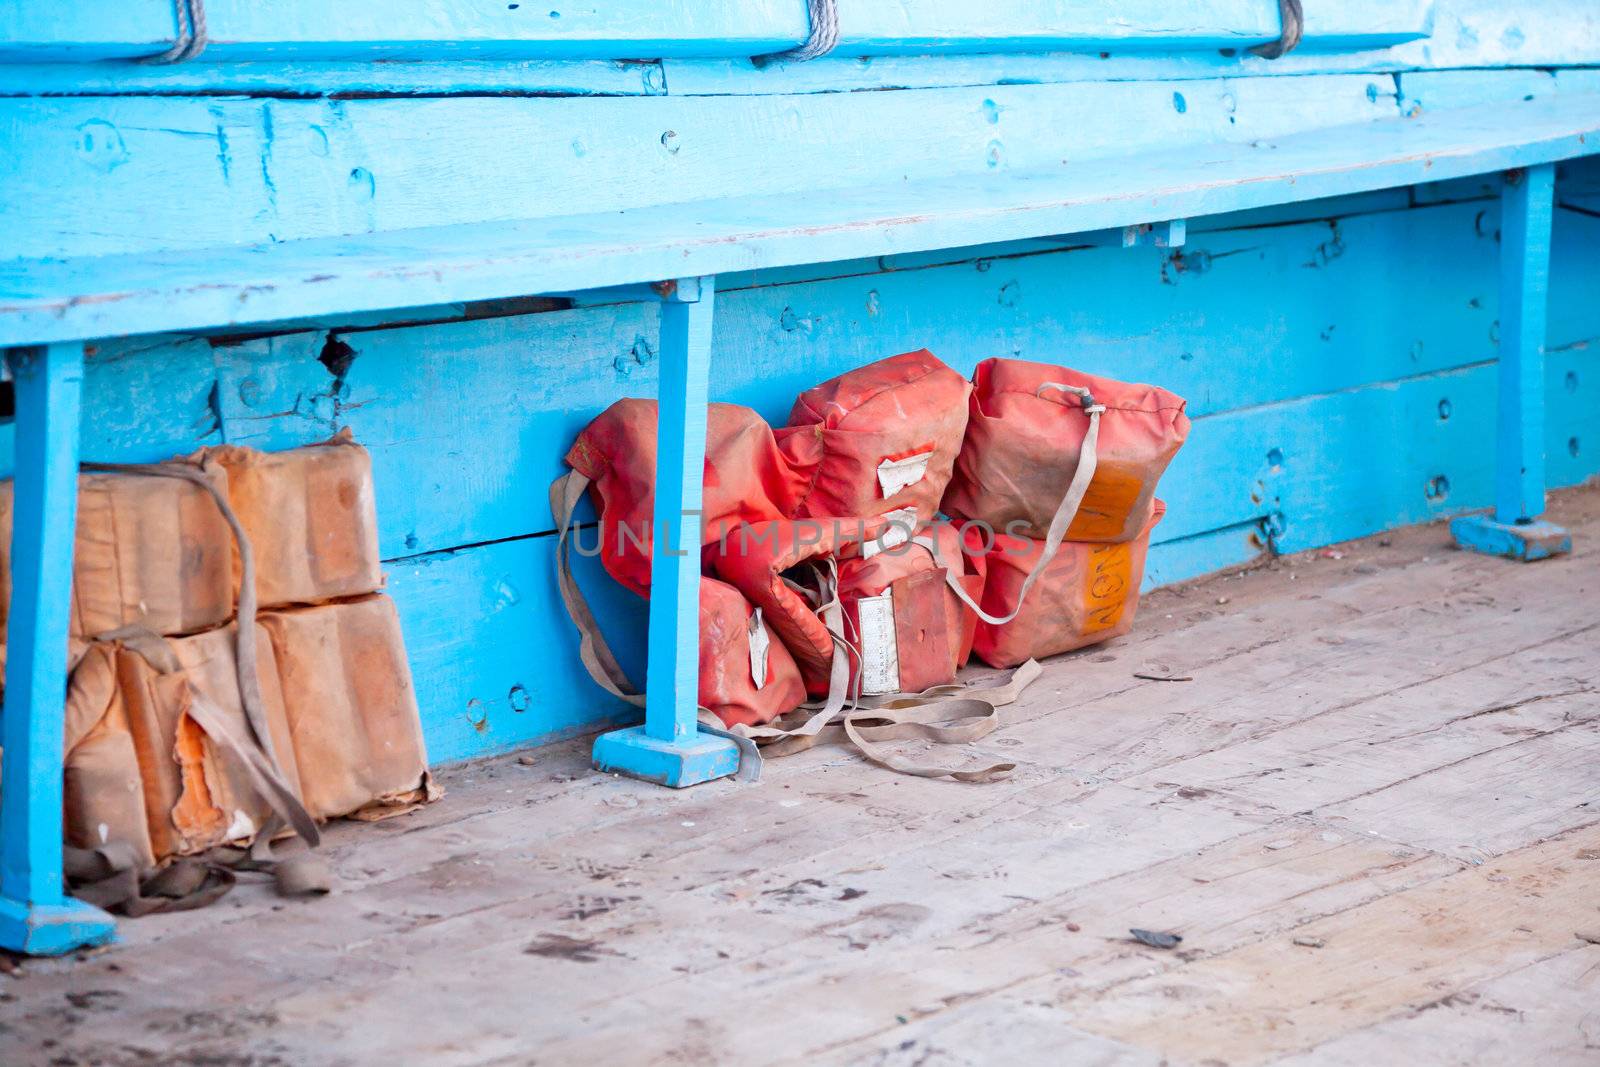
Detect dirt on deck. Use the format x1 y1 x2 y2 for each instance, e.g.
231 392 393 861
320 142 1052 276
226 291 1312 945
4 485 1599 1067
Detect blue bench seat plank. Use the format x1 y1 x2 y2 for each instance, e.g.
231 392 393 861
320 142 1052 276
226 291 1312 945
0 0 1428 62
4 92 1599 350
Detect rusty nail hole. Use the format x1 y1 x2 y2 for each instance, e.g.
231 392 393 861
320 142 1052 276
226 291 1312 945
1570 437 1581 458
1437 398 1452 420
509 684 531 713
1425 475 1451 502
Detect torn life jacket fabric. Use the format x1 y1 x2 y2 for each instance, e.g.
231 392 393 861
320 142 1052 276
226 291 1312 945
259 594 437 823
0 464 235 665
699 576 808 728
116 622 309 860
777 349 972 522
199 429 384 609
565 400 808 596
836 521 982 697
967 501 1165 669
64 643 158 872
63 633 328 916
943 358 1189 543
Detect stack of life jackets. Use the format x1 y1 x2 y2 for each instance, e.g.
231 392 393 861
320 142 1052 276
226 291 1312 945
0 431 437 914
943 358 1190 667
556 349 1189 781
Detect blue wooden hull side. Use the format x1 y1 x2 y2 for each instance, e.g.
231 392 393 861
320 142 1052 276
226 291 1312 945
3 5 1598 767
0 187 1594 765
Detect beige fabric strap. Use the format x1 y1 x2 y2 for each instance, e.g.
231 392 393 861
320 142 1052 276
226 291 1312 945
921 383 1104 627
183 686 323 849
726 559 857 753
83 459 286 773
552 472 759 782
734 659 1041 781
64 842 237 917
549 471 1040 783
209 828 332 897
550 471 646 708
99 623 323 852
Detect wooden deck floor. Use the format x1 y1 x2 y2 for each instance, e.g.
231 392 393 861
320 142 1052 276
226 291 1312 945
5 486 1599 1067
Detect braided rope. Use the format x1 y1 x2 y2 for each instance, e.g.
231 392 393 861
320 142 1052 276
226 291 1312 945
758 0 840 64
1250 0 1303 59
141 0 208 65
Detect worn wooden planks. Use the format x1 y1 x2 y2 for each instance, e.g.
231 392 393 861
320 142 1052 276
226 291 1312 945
1061 828 1600 1065
7 486 1595 1063
1 75 1396 261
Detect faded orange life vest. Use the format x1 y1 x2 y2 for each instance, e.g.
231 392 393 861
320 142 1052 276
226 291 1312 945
943 358 1188 543
565 400 807 597
549 464 809 730
966 501 1165 669
836 520 982 697
777 349 971 523
699 577 808 728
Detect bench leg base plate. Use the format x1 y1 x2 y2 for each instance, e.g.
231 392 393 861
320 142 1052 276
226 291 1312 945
0 896 116 957
1450 515 1572 561
592 726 740 788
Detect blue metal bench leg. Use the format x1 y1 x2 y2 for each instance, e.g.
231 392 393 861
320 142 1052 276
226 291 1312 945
0 343 116 955
1451 164 1572 562
592 277 739 787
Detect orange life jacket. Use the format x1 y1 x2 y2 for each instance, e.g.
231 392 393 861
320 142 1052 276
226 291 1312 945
835 521 982 697
565 400 807 596
966 501 1165 669
777 349 971 523
698 577 808 728
943 358 1188 543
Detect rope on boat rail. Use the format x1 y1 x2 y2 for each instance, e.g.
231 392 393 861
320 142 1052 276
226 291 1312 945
142 0 207 64
757 0 840 64
1251 0 1304 59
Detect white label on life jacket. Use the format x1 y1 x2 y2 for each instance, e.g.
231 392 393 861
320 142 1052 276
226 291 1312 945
877 450 933 498
862 506 918 560
748 608 770 690
856 590 901 695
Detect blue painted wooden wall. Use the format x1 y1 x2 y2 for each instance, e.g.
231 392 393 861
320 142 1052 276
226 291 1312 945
2 3 1597 765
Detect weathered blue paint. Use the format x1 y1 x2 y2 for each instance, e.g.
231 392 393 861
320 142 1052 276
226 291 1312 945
0 76 1400 262
1449 515 1573 560
1451 163 1572 560
592 727 742 788
5 92 1600 348
0 343 116 956
1494 165 1556 524
0 0 1431 62
0 6 1598 943
591 277 739 787
0 195 1594 773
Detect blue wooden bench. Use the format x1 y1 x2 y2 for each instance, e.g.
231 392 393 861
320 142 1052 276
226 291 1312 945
3 85 1597 955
